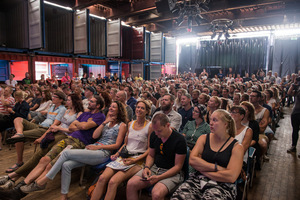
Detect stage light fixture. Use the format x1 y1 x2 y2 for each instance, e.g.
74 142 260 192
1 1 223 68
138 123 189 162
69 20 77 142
211 32 217 39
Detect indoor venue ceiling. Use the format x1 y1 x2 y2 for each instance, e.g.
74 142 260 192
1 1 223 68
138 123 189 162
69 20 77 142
18 0 300 36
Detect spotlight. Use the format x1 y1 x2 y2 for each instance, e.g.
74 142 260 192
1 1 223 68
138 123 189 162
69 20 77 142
225 31 230 39
218 32 223 40
211 32 217 39
228 25 234 31
188 16 193 29
176 13 184 26
195 14 204 26
199 3 209 11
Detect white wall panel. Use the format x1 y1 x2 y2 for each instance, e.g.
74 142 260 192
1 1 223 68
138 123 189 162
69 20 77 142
150 32 163 62
28 0 43 49
74 10 88 54
107 19 121 57
165 37 176 63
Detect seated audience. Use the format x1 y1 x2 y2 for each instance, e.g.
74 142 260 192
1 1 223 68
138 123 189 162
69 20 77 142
21 101 127 200
0 94 83 189
127 113 187 200
91 100 152 200
171 109 243 200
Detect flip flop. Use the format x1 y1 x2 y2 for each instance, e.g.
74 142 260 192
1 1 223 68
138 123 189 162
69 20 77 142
5 162 24 173
6 134 25 144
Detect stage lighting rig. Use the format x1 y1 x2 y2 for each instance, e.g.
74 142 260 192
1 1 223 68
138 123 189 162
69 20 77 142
210 18 234 40
172 0 210 30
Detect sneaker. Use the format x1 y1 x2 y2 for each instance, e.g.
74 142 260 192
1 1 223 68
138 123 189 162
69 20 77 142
20 182 46 193
0 180 15 189
0 175 9 185
263 155 270 162
14 180 26 190
287 146 296 153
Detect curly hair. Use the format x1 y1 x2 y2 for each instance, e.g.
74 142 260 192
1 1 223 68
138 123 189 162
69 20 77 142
99 91 112 109
68 93 84 113
112 101 128 123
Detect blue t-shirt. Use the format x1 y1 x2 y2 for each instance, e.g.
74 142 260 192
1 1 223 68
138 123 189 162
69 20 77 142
40 105 66 127
69 111 105 145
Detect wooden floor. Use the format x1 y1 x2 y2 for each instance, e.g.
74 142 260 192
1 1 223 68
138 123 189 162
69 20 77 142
0 107 299 200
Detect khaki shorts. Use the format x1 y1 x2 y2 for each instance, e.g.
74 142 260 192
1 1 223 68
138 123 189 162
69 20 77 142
46 136 86 165
22 119 48 139
135 164 184 193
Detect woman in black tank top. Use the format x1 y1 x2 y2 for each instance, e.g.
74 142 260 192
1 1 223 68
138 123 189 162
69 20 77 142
172 109 244 200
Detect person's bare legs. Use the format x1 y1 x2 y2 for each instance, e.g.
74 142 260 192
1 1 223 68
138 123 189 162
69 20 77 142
23 156 52 185
15 142 24 164
14 117 24 135
104 166 141 200
126 175 152 200
35 163 53 186
151 183 169 200
90 168 116 200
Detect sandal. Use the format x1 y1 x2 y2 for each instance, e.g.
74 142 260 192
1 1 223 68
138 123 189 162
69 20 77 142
5 162 24 173
6 134 25 144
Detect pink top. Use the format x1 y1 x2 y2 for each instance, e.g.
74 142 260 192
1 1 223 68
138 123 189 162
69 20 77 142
61 76 71 84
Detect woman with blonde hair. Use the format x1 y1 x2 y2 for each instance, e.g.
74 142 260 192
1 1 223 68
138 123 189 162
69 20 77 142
0 90 30 132
172 109 244 200
174 89 187 111
206 96 221 123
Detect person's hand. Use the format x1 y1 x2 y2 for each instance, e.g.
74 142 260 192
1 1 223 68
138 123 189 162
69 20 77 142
40 110 47 115
110 152 119 161
122 158 135 165
147 175 160 185
34 138 42 144
86 145 99 150
7 108 13 113
142 168 151 180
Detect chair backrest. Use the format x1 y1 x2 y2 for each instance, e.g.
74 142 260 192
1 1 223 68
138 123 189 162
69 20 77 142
182 146 190 180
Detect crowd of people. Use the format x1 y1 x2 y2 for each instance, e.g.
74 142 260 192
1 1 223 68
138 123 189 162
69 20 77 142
0 68 299 200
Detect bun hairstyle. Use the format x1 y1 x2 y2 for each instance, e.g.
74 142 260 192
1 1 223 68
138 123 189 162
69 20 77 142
214 109 236 137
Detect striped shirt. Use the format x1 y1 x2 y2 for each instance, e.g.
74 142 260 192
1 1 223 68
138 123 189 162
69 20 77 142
0 96 15 115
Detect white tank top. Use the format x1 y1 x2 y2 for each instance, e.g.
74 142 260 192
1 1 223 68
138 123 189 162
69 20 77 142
255 107 266 123
235 126 249 162
126 120 151 154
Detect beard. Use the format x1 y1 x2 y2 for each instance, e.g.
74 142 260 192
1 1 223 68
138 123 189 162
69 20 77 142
161 103 171 112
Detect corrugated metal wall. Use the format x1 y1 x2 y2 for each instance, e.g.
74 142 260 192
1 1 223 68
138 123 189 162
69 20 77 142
45 12 73 53
90 17 106 57
6 1 28 48
164 37 176 63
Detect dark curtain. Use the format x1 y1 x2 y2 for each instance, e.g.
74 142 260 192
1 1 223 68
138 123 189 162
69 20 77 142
178 44 197 74
178 37 268 75
196 37 268 75
272 38 300 77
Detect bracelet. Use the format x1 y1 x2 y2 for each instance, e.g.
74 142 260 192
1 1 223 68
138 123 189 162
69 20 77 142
144 166 150 169
215 162 218 172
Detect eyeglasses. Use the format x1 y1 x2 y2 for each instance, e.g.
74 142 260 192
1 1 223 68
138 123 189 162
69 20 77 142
193 110 200 113
230 111 240 115
160 143 164 155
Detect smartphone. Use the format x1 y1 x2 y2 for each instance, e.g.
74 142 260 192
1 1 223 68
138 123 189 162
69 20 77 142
140 178 148 181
